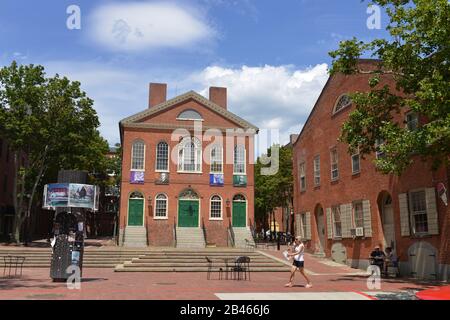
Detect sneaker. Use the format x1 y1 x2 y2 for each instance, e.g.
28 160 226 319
305 284 313 288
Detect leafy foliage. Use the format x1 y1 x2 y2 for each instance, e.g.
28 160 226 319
0 61 111 242
329 0 450 174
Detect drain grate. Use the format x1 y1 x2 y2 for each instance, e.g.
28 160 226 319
155 282 177 286
26 294 66 299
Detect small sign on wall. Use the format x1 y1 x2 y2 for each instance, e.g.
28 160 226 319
437 183 448 206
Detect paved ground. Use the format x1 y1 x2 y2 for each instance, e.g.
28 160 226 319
0 246 443 300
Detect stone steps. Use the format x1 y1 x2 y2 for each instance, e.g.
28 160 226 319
115 249 289 272
123 226 148 247
232 227 255 248
176 228 205 248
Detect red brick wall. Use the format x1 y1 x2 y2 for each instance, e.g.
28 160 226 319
292 63 449 267
120 92 255 247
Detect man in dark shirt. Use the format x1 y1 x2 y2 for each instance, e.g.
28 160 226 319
370 245 386 271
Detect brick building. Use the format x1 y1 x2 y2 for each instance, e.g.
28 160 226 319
292 60 450 280
0 137 15 240
118 83 258 248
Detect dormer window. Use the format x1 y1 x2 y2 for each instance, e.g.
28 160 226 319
177 109 203 121
333 94 352 115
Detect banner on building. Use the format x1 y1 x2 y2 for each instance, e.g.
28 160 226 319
233 175 247 187
130 171 145 184
210 174 224 186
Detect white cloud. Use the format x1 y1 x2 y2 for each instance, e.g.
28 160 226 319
192 64 329 145
88 2 216 52
34 61 328 149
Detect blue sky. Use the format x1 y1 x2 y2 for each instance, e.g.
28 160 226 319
0 0 388 147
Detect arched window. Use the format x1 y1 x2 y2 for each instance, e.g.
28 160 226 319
210 144 223 173
210 195 222 219
177 109 203 121
154 194 168 218
156 141 169 171
130 191 144 199
234 145 246 174
233 194 246 202
178 137 202 172
333 94 352 114
131 140 145 170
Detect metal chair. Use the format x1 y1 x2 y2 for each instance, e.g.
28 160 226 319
3 256 26 278
245 239 256 250
231 256 251 281
205 256 223 280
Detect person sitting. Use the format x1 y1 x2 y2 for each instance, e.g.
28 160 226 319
384 247 399 276
369 245 386 273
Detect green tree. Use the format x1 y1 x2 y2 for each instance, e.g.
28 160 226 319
255 144 293 237
329 0 450 174
0 61 108 243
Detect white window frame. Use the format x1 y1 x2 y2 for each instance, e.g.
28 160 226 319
353 201 364 228
131 140 145 171
176 109 204 121
409 189 429 235
155 141 169 172
406 112 419 131
210 145 223 174
332 94 352 115
330 147 339 181
177 136 202 173
299 162 306 191
313 155 320 186
209 195 223 220
233 145 246 175
351 148 361 174
332 205 342 238
154 193 168 219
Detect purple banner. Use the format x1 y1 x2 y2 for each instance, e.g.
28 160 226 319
130 171 145 184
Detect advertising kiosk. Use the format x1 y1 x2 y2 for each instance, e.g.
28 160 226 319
43 171 99 282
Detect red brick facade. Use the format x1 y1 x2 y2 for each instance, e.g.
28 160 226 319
292 60 450 280
119 84 257 247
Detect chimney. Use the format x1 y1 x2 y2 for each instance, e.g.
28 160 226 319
149 83 167 108
209 87 227 109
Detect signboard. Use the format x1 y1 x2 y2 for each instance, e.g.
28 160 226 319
437 183 448 206
43 183 99 210
210 174 224 186
130 171 145 184
68 184 95 208
45 183 69 208
233 175 247 187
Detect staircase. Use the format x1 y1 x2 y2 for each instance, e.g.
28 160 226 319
123 226 148 247
232 227 255 249
115 249 290 272
176 228 205 249
0 248 149 268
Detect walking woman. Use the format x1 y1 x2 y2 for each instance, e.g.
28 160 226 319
285 236 312 288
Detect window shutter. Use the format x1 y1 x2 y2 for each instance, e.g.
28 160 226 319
362 200 372 237
305 212 311 240
425 188 439 235
340 204 352 238
399 193 410 236
326 208 333 239
295 213 301 238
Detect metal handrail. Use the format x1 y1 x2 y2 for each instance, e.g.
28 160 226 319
201 218 208 246
228 221 235 247
173 217 177 247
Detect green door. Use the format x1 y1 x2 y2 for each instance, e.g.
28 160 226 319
232 201 246 227
128 199 144 226
178 200 199 227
